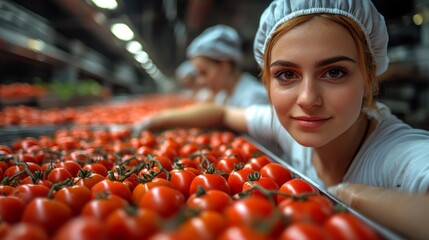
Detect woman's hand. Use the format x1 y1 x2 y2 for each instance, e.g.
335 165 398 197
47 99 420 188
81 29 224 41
329 183 429 240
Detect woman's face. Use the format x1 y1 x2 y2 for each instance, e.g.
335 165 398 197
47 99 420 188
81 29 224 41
192 57 228 92
269 17 365 148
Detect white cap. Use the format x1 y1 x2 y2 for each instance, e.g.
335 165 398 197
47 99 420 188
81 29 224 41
254 0 389 75
187 24 243 63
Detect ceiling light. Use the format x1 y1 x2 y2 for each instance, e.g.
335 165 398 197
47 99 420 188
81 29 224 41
92 0 118 10
111 23 134 41
135 51 149 63
126 41 142 54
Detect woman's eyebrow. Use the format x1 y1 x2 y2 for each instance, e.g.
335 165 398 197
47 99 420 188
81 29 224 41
270 56 356 69
316 56 356 67
270 60 298 68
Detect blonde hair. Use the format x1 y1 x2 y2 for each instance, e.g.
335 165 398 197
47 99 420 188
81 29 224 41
261 14 379 110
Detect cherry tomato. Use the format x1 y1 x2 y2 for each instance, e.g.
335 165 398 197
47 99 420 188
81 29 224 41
13 184 50 204
52 216 108 240
224 196 282 236
242 173 279 201
189 173 231 195
22 198 73 236
244 155 273 171
169 169 196 198
218 225 270 240
75 171 105 189
279 222 331 240
81 194 129 220
324 212 380 240
91 179 132 203
216 156 240 174
54 185 93 216
2 222 48 240
0 196 26 224
55 160 82 177
278 195 334 225
106 207 160 240
83 163 108 177
138 186 185 218
186 189 232 213
132 178 173 204
177 211 226 240
47 167 73 184
260 163 293 187
228 168 253 195
277 179 320 203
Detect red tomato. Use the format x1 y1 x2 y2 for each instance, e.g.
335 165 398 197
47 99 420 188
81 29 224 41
278 195 334 225
224 196 278 228
54 185 93 216
22 198 73 236
179 143 200 157
131 178 173 204
47 167 73 184
244 155 273 171
75 171 104 189
260 163 293 187
218 225 270 240
13 184 50 204
106 207 161 240
186 189 232 213
91 179 132 203
279 222 331 240
83 163 108 177
55 160 82 177
242 173 279 201
0 196 26 224
2 222 48 240
52 216 108 240
228 168 253 195
138 186 185 218
81 194 129 220
324 212 380 240
177 211 227 240
169 169 196 198
277 179 320 203
189 173 231 196
222 147 246 163
216 156 240 174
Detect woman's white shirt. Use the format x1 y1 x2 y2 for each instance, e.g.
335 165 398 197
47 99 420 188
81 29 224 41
245 103 429 193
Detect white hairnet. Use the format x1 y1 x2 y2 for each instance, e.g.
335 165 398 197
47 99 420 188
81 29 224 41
175 60 196 81
187 24 243 63
254 0 389 75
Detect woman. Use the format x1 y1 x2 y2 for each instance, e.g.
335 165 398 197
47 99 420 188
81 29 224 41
138 1 429 239
186 24 269 107
175 60 213 102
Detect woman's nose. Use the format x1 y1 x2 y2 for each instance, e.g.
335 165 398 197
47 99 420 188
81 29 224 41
296 78 322 109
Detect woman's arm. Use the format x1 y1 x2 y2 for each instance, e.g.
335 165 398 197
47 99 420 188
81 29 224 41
329 183 429 240
133 103 248 134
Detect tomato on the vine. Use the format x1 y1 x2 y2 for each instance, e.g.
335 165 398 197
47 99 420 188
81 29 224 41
189 172 230 196
324 212 380 240
21 198 73 236
279 222 331 240
52 216 108 240
106 207 161 239
228 168 253 195
186 189 232 213
138 185 185 218
91 179 132 203
54 185 93 216
278 195 334 225
277 179 320 203
81 194 129 220
0 196 26 224
260 163 293 187
169 169 196 198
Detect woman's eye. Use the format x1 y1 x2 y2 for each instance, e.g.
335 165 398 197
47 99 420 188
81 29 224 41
274 70 298 81
324 68 346 79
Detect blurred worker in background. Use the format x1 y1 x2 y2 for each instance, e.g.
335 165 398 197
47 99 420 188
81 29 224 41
186 24 269 107
175 60 213 102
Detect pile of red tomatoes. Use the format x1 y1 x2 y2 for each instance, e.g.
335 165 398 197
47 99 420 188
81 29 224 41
0 127 380 240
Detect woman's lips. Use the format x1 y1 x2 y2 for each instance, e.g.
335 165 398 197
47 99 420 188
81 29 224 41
292 116 331 128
